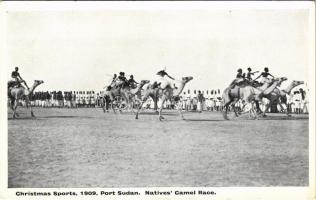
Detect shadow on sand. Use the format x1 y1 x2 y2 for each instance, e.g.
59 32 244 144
8 115 94 120
258 116 308 121
183 119 224 122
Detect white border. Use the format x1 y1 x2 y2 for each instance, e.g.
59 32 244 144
0 1 315 200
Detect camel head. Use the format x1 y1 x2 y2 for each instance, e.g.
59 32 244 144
291 80 304 87
140 80 150 85
32 80 44 89
280 77 288 82
276 77 288 86
34 80 44 86
182 76 193 84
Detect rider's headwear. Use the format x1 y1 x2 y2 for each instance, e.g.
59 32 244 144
247 67 252 71
237 68 242 73
130 75 134 78
15 66 19 71
264 67 269 72
157 70 167 76
119 72 125 76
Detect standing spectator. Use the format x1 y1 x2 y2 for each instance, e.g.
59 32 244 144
76 91 80 108
91 91 96 107
52 91 57 107
293 91 301 114
299 88 308 114
82 91 86 107
46 91 52 107
64 92 68 108
57 91 63 108
96 93 100 107
197 90 204 113
71 91 76 108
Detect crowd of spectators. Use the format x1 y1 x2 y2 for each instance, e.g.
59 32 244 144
11 87 308 114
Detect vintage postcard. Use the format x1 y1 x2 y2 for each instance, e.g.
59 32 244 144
0 1 315 200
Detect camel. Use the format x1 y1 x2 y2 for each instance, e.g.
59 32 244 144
222 77 287 120
121 80 150 112
261 80 304 116
102 86 129 113
8 80 44 118
102 80 150 113
140 83 160 111
135 76 193 120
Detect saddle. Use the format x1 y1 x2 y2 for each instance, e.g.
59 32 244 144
106 86 112 91
8 81 21 89
250 80 263 88
151 82 161 89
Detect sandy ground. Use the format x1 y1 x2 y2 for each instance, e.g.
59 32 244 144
8 107 308 187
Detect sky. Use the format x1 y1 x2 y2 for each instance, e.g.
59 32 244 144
4 4 313 92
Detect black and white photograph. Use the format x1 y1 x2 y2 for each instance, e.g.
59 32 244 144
0 1 315 199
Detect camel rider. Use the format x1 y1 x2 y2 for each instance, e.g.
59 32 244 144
110 74 117 85
118 72 127 81
128 75 138 88
229 68 245 89
155 69 178 89
105 74 117 91
246 67 259 81
254 67 274 84
8 67 29 89
115 72 128 88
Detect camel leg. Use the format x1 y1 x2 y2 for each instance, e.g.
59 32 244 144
30 103 35 117
262 99 273 117
111 101 117 114
135 100 146 119
154 99 158 113
108 94 117 114
248 101 258 120
9 98 15 111
176 101 184 120
158 96 167 121
240 102 253 114
230 99 240 117
25 97 35 117
9 98 19 117
279 102 291 116
135 95 148 119
255 100 262 114
222 99 233 120
102 97 107 113
12 99 19 118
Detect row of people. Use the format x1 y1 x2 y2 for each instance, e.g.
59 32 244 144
10 88 307 114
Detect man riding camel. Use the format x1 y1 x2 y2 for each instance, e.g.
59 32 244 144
229 68 246 89
128 75 138 88
155 69 178 89
8 67 29 90
105 74 117 91
246 67 259 81
254 67 275 84
118 72 127 82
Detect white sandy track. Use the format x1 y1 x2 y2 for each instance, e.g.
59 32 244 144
8 108 308 187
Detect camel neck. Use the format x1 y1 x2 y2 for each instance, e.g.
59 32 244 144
263 80 279 95
29 84 36 93
28 83 39 94
258 82 270 91
282 82 297 94
130 83 143 94
173 81 186 96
